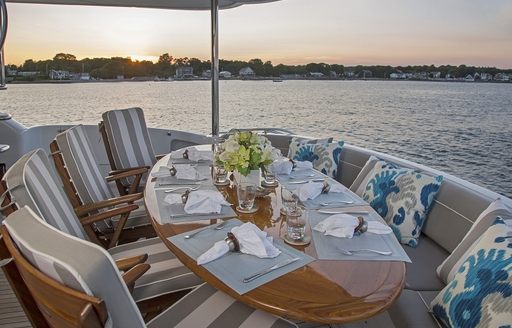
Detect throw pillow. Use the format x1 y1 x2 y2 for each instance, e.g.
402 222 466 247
431 217 512 328
349 155 379 196
362 160 443 247
289 141 344 178
287 136 334 158
437 198 512 284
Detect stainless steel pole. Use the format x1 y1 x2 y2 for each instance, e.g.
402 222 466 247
211 0 219 136
0 0 8 90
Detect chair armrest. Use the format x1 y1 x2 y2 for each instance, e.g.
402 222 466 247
122 263 151 293
109 166 151 176
115 254 148 272
75 193 143 217
79 204 138 226
106 167 148 182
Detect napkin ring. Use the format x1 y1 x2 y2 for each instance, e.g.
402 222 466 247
290 159 296 169
182 149 189 159
354 217 368 235
181 190 191 204
224 232 240 252
169 165 177 176
321 181 330 194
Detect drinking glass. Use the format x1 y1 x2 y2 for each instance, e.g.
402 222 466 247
263 165 276 185
213 166 228 185
281 185 298 214
237 184 257 211
286 207 307 241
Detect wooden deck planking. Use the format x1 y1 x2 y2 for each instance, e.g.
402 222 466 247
0 270 32 328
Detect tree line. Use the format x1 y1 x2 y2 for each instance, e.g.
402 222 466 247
6 53 512 80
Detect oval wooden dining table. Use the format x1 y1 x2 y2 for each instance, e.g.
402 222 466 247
144 153 406 324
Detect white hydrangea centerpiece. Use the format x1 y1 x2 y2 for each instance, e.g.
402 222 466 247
216 131 280 176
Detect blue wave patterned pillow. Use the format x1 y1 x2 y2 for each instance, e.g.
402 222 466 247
431 217 512 328
289 141 344 178
361 160 443 247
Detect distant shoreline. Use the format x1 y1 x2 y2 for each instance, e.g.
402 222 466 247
7 78 511 85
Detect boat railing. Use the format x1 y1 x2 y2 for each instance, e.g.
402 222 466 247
222 127 295 137
0 0 7 90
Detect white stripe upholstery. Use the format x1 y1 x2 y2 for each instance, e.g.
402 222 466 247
148 283 297 328
2 148 202 302
102 107 156 185
55 125 150 231
4 207 145 328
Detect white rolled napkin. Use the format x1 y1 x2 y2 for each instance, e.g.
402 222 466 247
297 181 324 201
293 160 313 171
184 190 231 214
313 214 393 238
313 214 360 238
173 164 207 181
171 147 212 161
269 157 293 175
151 169 172 178
197 222 281 265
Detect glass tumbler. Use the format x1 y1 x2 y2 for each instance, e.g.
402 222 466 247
237 184 257 211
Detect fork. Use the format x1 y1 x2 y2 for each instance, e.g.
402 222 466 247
337 248 392 256
164 185 201 193
184 220 230 239
320 200 354 206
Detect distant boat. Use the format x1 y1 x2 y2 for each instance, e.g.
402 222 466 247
273 78 283 82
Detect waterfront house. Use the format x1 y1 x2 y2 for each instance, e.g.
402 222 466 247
480 72 493 81
465 74 475 82
494 73 510 81
175 66 194 79
310 72 324 78
357 70 372 79
220 71 232 78
17 71 39 77
239 66 256 78
49 70 70 80
202 70 211 78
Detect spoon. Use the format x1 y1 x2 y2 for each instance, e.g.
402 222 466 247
165 185 201 193
337 248 392 256
320 200 354 206
184 220 230 239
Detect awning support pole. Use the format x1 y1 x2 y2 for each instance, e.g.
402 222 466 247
211 0 219 136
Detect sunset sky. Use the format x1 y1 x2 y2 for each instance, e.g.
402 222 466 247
4 0 512 68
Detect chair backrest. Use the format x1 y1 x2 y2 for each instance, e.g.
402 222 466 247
1 149 89 241
101 107 156 173
2 206 147 328
54 125 115 206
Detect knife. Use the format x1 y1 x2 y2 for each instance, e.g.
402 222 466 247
287 180 308 185
158 182 201 186
243 257 300 283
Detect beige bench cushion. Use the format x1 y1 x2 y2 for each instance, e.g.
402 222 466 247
404 235 448 291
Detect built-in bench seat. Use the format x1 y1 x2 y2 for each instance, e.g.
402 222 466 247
269 135 501 328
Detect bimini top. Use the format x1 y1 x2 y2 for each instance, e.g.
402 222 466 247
5 0 280 10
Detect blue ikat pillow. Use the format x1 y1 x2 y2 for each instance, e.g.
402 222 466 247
289 140 344 179
431 217 512 328
361 160 443 247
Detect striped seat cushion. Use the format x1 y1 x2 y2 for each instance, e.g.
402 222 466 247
148 283 297 328
3 148 202 301
55 125 150 231
108 237 203 302
102 107 156 186
4 206 145 328
3 149 88 240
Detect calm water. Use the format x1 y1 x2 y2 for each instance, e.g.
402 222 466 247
1 80 511 197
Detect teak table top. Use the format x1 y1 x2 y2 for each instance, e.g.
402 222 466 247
145 154 405 324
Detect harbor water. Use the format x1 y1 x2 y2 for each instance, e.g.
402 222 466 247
1 80 511 197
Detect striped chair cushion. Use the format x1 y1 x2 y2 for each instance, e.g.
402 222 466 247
102 108 156 186
3 149 202 301
3 149 88 240
4 206 145 328
108 237 203 302
56 125 115 206
147 283 297 328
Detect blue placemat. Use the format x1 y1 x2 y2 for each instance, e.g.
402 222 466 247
169 219 315 295
155 188 237 224
279 171 367 209
309 211 411 262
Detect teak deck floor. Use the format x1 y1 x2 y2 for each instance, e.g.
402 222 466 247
0 270 32 328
